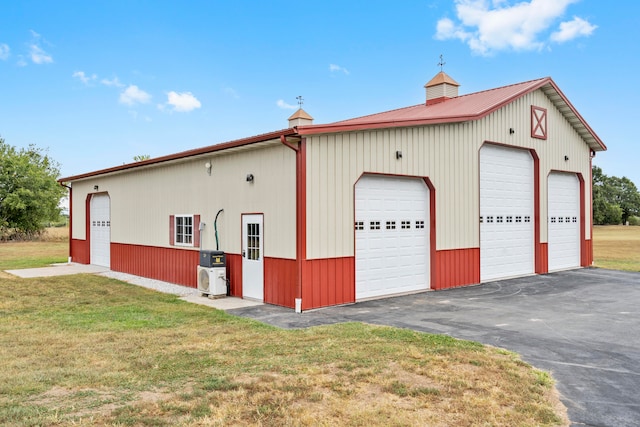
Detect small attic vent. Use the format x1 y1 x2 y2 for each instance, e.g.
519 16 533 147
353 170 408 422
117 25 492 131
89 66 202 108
424 71 460 106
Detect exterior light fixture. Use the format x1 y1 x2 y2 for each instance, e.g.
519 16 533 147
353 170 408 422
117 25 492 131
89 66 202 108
205 161 212 175
396 150 403 159
93 185 99 191
509 128 515 134
246 174 254 182
564 155 569 161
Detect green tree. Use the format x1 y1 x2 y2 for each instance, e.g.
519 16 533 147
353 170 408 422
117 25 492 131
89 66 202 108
133 154 151 162
0 138 66 239
607 176 640 224
592 165 640 225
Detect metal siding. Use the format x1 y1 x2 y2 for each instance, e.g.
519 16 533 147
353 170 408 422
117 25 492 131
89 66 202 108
305 88 592 260
70 141 296 260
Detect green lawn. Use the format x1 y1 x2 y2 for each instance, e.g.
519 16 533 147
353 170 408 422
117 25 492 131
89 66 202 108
0 274 566 426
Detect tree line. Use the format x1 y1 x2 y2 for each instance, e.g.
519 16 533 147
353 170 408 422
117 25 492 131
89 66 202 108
592 165 640 225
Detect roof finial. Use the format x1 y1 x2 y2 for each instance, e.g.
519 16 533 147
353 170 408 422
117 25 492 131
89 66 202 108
437 54 446 72
296 95 304 108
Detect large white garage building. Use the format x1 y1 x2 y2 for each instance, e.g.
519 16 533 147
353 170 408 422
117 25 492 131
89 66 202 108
60 72 606 311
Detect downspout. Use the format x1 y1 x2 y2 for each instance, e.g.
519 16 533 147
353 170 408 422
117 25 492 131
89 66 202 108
280 133 303 313
280 134 299 152
59 182 72 264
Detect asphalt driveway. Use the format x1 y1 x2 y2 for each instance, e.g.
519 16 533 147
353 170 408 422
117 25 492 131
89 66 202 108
228 268 640 427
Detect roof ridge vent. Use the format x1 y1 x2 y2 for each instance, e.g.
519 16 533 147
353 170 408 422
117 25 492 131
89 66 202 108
424 71 460 106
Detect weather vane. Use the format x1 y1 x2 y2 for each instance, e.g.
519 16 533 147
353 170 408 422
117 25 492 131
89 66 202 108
437 54 446 72
296 95 304 108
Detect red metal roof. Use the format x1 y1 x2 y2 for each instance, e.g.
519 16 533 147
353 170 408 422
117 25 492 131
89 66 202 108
60 76 605 183
297 77 606 152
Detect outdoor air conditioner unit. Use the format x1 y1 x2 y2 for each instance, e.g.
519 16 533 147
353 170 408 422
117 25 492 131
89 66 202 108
197 265 227 296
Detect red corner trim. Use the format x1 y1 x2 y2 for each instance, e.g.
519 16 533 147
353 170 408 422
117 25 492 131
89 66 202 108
423 177 437 289
529 149 543 273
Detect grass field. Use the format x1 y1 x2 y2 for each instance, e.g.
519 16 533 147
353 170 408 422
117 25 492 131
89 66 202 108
0 275 566 426
0 227 68 271
3 224 637 425
593 225 640 271
0 227 567 426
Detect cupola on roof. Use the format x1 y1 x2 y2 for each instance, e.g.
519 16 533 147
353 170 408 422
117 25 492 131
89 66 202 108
424 71 460 105
288 108 314 127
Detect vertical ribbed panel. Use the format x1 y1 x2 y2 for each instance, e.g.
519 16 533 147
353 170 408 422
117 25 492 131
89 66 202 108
434 248 480 289
264 258 296 308
301 257 355 310
537 243 549 274
71 239 90 264
111 243 199 288
226 254 242 297
583 240 593 266
305 88 593 261
70 141 296 259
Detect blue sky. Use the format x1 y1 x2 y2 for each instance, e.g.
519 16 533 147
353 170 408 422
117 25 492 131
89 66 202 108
1 0 638 189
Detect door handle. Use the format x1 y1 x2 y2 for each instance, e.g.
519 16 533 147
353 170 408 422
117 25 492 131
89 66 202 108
242 250 246 258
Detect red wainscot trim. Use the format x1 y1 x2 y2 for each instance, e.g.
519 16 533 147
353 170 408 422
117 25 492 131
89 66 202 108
584 240 593 266
111 243 199 288
301 257 355 310
537 243 549 274
71 239 90 264
433 248 480 290
226 253 242 297
264 257 297 309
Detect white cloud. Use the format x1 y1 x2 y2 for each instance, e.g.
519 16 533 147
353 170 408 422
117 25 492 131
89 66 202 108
28 30 53 64
276 99 297 110
119 85 151 105
435 0 595 55
0 43 9 60
329 63 350 75
164 91 201 112
72 71 97 85
101 77 125 88
550 16 597 43
29 44 52 64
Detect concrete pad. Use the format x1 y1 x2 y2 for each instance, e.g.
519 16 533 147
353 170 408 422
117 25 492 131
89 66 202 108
180 294 263 310
5 263 109 278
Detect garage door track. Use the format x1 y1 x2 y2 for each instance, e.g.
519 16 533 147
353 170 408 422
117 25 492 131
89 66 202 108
228 268 640 427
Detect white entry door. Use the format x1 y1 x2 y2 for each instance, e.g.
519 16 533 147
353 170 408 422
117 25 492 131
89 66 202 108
242 214 264 301
355 175 430 300
548 172 580 271
480 145 534 281
90 194 111 267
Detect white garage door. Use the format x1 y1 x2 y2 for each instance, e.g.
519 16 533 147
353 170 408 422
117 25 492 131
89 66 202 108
90 194 111 267
548 173 580 271
480 145 534 281
355 175 430 300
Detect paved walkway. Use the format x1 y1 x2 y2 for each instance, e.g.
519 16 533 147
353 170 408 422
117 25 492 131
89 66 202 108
4 263 261 311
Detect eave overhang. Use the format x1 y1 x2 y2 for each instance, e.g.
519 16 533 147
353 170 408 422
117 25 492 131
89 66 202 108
59 128 298 183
